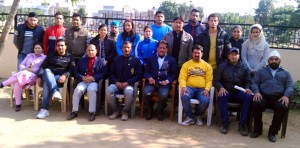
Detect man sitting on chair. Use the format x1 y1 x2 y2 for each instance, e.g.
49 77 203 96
214 47 252 136
178 45 213 126
106 41 142 121
67 44 106 121
142 40 177 121
250 50 293 142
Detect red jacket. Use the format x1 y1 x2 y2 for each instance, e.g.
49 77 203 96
43 25 66 55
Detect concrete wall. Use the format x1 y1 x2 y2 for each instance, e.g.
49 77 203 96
0 34 300 81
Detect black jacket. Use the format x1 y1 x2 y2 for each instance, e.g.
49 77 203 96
214 59 251 92
194 26 231 66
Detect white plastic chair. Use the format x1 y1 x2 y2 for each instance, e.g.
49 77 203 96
104 79 139 118
178 86 215 126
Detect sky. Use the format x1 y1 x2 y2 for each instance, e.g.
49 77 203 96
19 0 298 16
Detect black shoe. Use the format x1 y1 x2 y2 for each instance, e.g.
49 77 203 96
0 82 3 88
268 134 277 142
220 124 229 134
238 124 249 136
250 132 262 138
157 112 164 121
88 112 96 121
67 112 78 120
15 105 21 112
145 110 153 120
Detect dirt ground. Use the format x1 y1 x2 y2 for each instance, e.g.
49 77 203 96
1 87 300 148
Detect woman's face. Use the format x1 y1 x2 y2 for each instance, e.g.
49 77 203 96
34 44 43 55
251 28 261 39
98 26 108 38
144 28 153 38
232 28 242 40
124 21 133 33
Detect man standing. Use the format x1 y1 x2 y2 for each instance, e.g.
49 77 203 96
183 9 205 40
67 44 106 122
214 47 252 136
194 13 231 70
178 45 213 126
13 12 44 70
64 13 91 62
250 50 293 142
163 16 193 69
142 40 177 121
108 20 120 42
36 39 75 119
106 41 142 121
43 12 66 55
151 11 172 41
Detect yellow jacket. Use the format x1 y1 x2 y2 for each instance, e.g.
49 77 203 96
179 59 213 90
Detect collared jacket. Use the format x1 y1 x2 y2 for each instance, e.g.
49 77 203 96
89 35 116 68
195 26 232 66
144 54 177 88
251 66 294 97
136 37 158 65
163 30 193 67
13 22 44 54
109 55 142 86
38 52 75 77
214 59 251 92
43 25 66 55
74 56 107 82
64 26 91 58
183 20 205 39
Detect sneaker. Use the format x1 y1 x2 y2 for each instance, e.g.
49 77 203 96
88 112 96 121
67 112 78 120
195 116 203 126
109 112 120 120
36 108 49 119
181 117 195 126
220 124 229 134
121 112 129 121
238 124 249 136
52 91 62 100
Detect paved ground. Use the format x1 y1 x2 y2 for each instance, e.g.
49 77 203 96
1 87 300 148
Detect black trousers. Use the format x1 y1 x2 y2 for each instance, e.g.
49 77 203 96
252 95 288 135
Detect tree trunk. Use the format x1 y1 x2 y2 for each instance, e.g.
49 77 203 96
0 0 21 60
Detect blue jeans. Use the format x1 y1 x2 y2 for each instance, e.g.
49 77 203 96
142 84 170 112
181 87 209 118
106 84 134 113
41 69 61 110
17 53 27 71
218 91 252 126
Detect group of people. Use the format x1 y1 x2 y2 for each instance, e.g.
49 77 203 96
0 9 294 143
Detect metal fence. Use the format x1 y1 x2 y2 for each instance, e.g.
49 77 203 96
0 13 299 50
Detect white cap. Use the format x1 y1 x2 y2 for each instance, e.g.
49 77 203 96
269 50 281 59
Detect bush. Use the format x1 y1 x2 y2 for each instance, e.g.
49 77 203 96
291 80 300 108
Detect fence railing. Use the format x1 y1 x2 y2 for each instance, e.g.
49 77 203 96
0 13 299 50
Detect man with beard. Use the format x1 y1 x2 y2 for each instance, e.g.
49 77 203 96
194 13 231 70
178 45 213 126
250 50 294 142
14 12 44 70
64 13 91 63
108 20 120 42
183 8 205 40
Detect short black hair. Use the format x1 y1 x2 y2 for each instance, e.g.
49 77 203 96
207 13 220 21
54 12 64 18
56 39 66 46
122 41 132 47
157 40 168 48
155 10 164 16
192 44 203 52
34 42 44 49
191 9 200 14
72 13 82 19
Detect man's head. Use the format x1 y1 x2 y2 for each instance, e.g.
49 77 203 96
154 11 165 25
268 50 281 69
56 39 67 55
54 12 64 26
227 47 240 65
172 16 184 32
122 41 132 57
157 40 168 57
71 13 82 28
27 12 38 28
192 45 203 62
207 13 219 30
86 44 97 58
190 9 200 23
110 20 120 34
